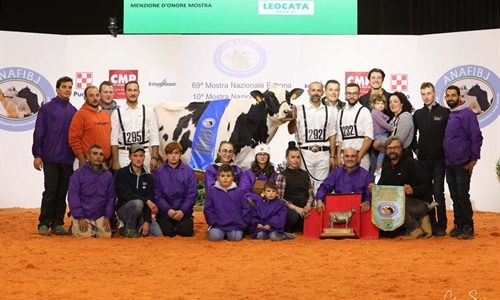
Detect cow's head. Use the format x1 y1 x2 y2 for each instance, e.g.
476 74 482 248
250 83 303 122
4 86 18 98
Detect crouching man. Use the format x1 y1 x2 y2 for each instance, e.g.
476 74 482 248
68 144 115 238
114 144 162 238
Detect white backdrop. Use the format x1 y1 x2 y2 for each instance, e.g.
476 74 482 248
0 29 498 212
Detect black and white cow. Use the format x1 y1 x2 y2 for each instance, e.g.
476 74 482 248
153 83 303 171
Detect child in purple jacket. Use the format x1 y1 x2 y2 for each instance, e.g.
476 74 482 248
204 164 251 241
251 181 287 241
370 94 395 176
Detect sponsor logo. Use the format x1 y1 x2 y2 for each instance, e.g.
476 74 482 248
345 72 370 95
435 64 499 128
109 70 138 99
377 202 398 218
213 39 267 78
0 67 55 132
258 1 314 15
202 118 215 128
390 74 408 92
148 79 176 88
75 72 93 89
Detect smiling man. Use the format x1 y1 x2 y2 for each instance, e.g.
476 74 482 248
99 81 119 116
69 85 112 168
359 68 391 112
32 76 77 236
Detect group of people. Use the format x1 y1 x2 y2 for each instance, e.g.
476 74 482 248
32 69 483 241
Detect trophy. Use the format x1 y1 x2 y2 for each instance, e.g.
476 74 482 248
320 208 358 238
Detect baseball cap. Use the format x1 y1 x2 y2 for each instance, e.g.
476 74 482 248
129 143 145 154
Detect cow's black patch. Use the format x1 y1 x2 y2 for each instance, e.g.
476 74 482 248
227 122 231 132
229 101 269 155
180 130 192 155
169 102 210 152
468 84 490 111
159 125 164 131
163 133 169 141
17 87 40 113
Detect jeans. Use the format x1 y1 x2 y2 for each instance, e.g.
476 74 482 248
370 132 389 174
38 162 73 228
419 159 447 230
117 200 143 229
208 228 244 241
255 231 283 241
446 163 473 227
136 216 163 237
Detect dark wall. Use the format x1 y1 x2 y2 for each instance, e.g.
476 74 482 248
0 0 498 35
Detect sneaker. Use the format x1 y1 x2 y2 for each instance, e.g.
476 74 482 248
458 224 474 240
120 228 141 238
448 225 462 238
418 215 433 238
400 227 423 239
51 225 69 236
434 228 447 237
38 225 51 237
283 232 296 240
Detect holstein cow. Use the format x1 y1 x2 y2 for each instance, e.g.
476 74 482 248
153 84 303 175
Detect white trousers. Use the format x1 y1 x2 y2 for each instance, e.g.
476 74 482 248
300 150 330 194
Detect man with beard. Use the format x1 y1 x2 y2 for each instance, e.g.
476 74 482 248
336 83 373 172
69 85 112 168
370 136 433 239
288 81 337 192
315 148 374 214
99 81 119 116
111 81 160 173
359 68 391 113
443 85 483 240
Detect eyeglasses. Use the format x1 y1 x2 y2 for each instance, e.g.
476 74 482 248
345 92 359 97
221 149 234 154
386 146 402 151
257 153 269 157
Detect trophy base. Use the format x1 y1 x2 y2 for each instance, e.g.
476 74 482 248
320 228 357 239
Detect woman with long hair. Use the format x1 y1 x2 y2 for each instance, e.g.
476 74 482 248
204 141 243 188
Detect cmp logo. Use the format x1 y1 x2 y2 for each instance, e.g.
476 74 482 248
258 1 314 15
213 39 267 78
435 65 499 128
0 67 55 132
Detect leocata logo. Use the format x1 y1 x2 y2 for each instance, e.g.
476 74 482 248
258 1 314 15
390 74 408 91
109 70 138 99
75 72 93 89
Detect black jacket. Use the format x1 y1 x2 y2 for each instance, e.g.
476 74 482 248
412 103 450 160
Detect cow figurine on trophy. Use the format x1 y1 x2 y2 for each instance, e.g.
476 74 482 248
320 208 358 238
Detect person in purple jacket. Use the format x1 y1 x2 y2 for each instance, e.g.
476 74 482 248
153 141 197 237
251 181 287 241
68 144 116 238
32 76 77 237
369 94 395 176
239 144 278 207
443 85 483 240
204 141 243 188
204 164 251 241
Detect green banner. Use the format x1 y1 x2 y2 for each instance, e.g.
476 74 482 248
124 0 357 34
372 185 405 231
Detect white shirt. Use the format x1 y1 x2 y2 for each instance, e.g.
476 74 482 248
295 102 336 147
111 103 159 147
336 101 373 150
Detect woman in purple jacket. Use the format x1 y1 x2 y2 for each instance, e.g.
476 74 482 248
204 164 251 241
204 141 243 188
239 144 278 207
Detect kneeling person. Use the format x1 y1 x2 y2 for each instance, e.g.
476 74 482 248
153 142 197 237
251 181 287 241
68 144 115 238
114 144 162 238
204 164 251 241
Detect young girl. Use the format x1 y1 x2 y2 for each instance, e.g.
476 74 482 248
275 141 314 234
370 94 395 176
203 164 251 241
239 144 278 207
251 181 287 241
204 141 243 188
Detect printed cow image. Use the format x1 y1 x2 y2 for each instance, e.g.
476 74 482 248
153 83 303 172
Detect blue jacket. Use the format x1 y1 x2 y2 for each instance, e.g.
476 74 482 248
240 169 278 204
316 165 374 203
32 96 77 164
251 196 287 238
153 161 197 218
443 101 483 166
204 182 251 231
68 162 115 220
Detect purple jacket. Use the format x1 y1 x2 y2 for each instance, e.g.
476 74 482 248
240 169 278 203
204 161 243 188
251 197 287 238
371 109 392 135
204 182 251 231
68 162 115 220
32 96 77 164
316 165 374 203
443 101 483 166
153 161 197 218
